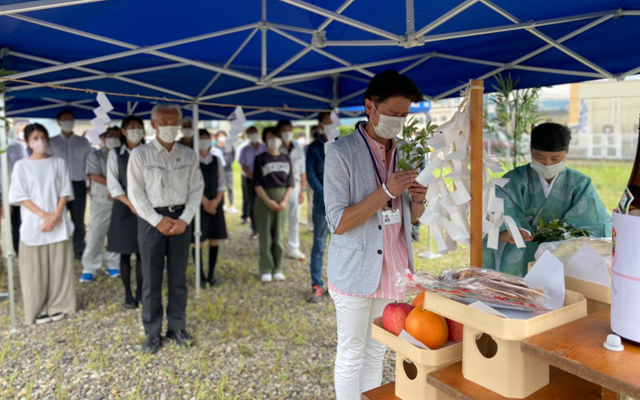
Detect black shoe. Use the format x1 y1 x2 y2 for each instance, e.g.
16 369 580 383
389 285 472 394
241 218 248 225
164 330 195 347
142 336 162 354
125 301 137 309
208 277 217 287
200 280 207 289
307 285 323 304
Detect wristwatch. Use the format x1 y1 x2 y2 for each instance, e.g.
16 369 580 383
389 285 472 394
412 197 427 205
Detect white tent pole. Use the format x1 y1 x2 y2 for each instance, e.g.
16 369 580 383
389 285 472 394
279 0 402 41
197 27 260 99
406 0 415 34
0 92 17 332
0 0 106 15
434 14 614 100
480 0 615 79
193 104 201 299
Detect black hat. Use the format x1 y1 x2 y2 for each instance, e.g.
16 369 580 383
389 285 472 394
531 123 571 152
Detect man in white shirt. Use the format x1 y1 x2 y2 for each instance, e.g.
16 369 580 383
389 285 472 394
128 104 204 354
49 109 92 257
80 128 122 282
6 123 29 255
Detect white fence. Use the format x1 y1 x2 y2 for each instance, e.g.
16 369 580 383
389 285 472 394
484 133 639 161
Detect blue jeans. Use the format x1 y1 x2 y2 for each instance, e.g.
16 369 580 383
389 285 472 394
310 202 329 288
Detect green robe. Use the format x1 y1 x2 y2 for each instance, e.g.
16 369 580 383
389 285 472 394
482 165 612 277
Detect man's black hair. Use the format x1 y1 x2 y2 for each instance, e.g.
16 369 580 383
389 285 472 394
276 119 292 131
364 70 422 106
318 112 331 123
56 109 75 120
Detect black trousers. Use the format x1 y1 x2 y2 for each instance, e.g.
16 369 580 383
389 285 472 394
67 181 87 255
138 208 192 337
10 206 21 254
242 176 257 233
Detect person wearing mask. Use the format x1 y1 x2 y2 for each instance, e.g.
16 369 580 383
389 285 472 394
49 109 92 258
215 131 238 215
179 116 196 148
107 116 145 309
128 104 204 353
305 117 331 303
79 127 122 282
193 129 227 288
482 123 612 277
8 123 29 255
275 120 306 261
253 127 294 282
324 70 427 398
10 123 76 325
239 126 266 240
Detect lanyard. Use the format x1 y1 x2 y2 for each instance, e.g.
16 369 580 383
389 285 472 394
358 127 397 209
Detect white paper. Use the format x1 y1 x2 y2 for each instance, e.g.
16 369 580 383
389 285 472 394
96 92 113 111
445 136 467 160
468 301 508 318
487 187 504 213
451 178 471 205
490 178 510 188
565 244 611 286
526 251 566 310
416 156 442 186
398 330 430 349
503 215 526 248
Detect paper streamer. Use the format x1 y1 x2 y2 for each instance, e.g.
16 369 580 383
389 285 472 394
417 85 525 254
87 92 113 145
229 106 246 139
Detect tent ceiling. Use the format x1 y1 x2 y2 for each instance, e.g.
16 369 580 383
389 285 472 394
1 0 640 120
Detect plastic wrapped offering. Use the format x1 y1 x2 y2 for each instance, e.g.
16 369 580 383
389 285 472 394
535 237 612 273
397 268 551 311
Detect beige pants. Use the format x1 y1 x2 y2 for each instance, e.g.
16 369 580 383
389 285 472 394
19 239 76 324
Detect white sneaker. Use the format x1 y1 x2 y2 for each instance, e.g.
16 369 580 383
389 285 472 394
261 274 273 283
273 273 286 281
50 313 65 322
228 206 238 215
287 249 306 261
35 314 51 325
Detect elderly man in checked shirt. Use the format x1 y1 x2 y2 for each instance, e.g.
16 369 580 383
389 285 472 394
127 103 204 354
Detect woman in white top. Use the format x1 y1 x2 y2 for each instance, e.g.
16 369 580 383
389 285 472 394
9 123 76 325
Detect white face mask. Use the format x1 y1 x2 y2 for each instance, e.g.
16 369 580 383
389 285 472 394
181 128 195 138
199 138 212 151
59 120 75 132
126 129 144 144
281 131 294 143
372 105 405 139
217 136 227 144
530 159 566 180
30 139 48 155
105 137 122 150
267 138 282 151
157 126 180 143
248 133 260 143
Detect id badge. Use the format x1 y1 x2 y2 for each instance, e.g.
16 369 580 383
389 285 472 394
382 208 402 226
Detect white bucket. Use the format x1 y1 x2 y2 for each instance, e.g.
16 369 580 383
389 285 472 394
611 212 640 342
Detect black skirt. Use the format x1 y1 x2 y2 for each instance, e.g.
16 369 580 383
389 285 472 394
107 200 140 254
192 201 228 243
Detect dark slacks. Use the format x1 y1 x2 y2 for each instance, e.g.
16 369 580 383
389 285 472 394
67 181 87 255
10 205 21 254
138 209 192 338
242 176 257 233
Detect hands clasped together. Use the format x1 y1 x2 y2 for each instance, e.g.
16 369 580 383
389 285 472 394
157 217 188 236
385 169 427 202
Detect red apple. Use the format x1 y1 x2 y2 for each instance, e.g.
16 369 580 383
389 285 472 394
446 318 464 342
382 303 414 336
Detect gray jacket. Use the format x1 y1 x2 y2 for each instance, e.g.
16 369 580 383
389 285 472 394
324 128 414 296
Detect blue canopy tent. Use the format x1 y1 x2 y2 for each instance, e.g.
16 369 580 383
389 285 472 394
1 0 640 330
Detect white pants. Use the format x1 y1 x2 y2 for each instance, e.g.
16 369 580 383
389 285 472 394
81 199 120 274
287 184 301 251
330 290 392 400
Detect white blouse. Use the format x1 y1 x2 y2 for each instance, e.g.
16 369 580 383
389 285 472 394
9 157 75 246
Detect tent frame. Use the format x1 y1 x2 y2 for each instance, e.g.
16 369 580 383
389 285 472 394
3 0 640 118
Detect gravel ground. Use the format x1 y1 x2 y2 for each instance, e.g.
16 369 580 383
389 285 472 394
0 213 397 399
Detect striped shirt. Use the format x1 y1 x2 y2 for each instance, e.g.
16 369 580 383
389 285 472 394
328 125 409 300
